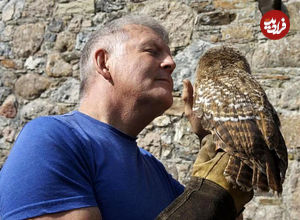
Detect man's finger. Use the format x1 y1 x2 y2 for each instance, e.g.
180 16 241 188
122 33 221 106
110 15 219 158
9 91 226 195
182 79 194 117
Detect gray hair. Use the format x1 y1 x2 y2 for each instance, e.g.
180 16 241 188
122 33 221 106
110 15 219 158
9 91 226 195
79 15 169 99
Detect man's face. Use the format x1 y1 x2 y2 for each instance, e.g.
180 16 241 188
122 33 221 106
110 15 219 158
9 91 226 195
108 24 176 112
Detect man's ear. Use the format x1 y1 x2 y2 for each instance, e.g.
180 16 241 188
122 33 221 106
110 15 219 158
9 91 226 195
93 49 111 81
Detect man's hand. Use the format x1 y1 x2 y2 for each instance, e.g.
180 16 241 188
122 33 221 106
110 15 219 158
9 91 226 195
182 79 210 140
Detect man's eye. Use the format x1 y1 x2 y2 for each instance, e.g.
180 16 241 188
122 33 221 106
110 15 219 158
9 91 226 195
145 49 157 55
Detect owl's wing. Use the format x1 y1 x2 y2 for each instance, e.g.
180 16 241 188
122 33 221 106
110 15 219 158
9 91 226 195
193 68 287 192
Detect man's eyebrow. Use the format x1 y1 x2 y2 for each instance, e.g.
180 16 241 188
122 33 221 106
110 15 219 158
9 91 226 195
139 40 159 48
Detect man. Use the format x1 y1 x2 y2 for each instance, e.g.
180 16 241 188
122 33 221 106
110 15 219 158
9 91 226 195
0 16 251 219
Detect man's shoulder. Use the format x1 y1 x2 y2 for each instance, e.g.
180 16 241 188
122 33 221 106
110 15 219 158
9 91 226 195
24 111 82 133
18 112 85 147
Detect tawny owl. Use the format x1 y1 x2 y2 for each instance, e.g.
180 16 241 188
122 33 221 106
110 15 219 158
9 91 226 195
193 46 288 193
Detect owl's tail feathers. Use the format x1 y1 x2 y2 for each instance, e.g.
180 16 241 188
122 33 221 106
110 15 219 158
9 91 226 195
265 154 283 194
223 155 253 191
223 155 283 193
256 168 269 192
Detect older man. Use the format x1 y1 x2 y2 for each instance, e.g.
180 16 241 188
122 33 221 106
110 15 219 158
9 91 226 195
0 16 251 220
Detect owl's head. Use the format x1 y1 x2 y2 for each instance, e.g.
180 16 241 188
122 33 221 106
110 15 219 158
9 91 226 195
197 46 251 75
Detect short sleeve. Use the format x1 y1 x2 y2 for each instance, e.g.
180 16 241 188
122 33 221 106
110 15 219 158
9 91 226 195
0 117 98 220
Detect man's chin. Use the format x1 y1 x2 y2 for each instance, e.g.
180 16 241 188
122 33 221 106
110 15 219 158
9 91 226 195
157 95 173 113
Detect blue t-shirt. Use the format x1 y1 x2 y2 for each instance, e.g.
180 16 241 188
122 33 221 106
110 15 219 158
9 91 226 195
0 111 184 220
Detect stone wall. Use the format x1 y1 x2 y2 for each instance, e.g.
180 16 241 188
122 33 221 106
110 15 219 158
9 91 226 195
0 0 299 219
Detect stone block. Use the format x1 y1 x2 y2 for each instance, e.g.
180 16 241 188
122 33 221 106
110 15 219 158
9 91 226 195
153 115 171 127
221 25 254 42
24 56 44 70
48 18 64 33
0 59 17 69
1 126 16 143
1 0 24 21
12 23 45 58
213 0 248 9
46 53 73 77
189 1 215 13
0 25 14 42
0 95 17 118
15 73 50 100
252 34 300 68
0 87 11 105
0 0 9 11
2 0 15 21
20 99 55 120
55 0 94 15
68 16 83 33
95 0 125 13
0 71 17 88
165 97 184 116
0 42 12 57
133 0 195 51
50 78 79 104
287 2 300 31
22 0 54 18
197 11 236 26
280 115 300 149
278 81 300 111
54 31 76 52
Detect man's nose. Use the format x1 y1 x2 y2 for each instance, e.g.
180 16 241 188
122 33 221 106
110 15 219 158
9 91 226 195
161 55 176 74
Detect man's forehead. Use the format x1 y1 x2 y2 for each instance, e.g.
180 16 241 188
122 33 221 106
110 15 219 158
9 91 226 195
123 24 162 40
123 24 169 48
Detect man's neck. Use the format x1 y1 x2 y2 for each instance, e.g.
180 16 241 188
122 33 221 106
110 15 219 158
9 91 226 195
78 97 160 138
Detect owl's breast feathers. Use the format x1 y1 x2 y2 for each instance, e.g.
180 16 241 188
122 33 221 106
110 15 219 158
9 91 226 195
193 47 288 193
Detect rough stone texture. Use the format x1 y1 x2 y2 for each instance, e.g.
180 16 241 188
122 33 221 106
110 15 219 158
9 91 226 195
0 87 11 105
0 95 17 118
0 0 299 219
20 99 55 120
172 40 213 91
24 56 44 70
0 42 12 57
54 31 76 52
0 59 17 69
2 0 15 21
280 116 300 149
221 25 254 42
0 70 17 88
95 0 125 12
252 34 300 68
68 16 83 33
213 0 248 9
46 53 73 77
22 0 54 18
1 0 24 22
48 18 64 33
15 74 50 100
287 1 300 31
50 78 80 104
54 0 94 16
131 0 195 51
12 23 45 58
197 11 236 25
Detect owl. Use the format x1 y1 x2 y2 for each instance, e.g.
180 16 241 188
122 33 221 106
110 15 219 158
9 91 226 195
193 46 288 193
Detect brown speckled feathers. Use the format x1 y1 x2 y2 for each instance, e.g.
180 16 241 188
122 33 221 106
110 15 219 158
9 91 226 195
193 47 288 193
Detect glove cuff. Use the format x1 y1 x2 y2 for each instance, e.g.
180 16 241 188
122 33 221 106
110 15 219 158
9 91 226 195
156 177 237 220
